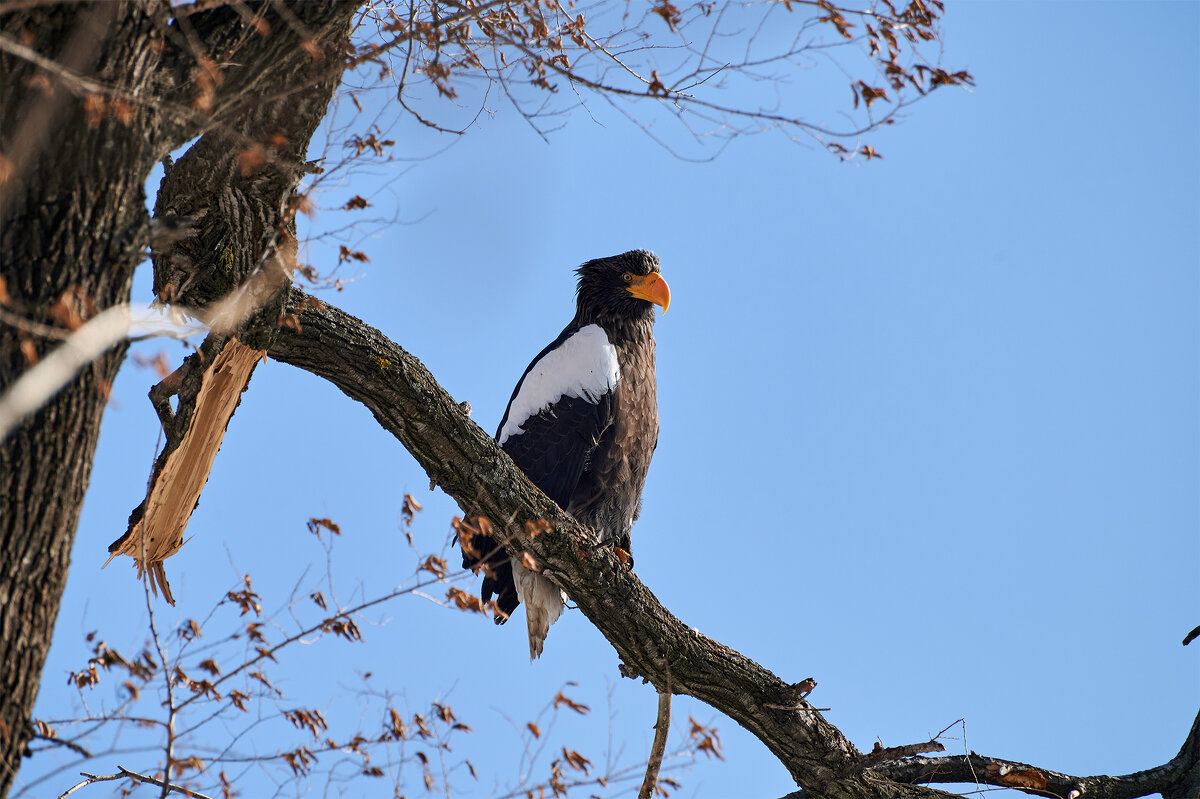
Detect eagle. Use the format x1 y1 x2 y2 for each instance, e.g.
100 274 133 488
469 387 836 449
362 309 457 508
463 250 670 659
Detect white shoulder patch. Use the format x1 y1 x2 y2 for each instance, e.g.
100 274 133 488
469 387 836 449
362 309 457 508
499 324 619 445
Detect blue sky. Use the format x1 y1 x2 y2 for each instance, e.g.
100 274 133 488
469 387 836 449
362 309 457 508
17 2 1198 798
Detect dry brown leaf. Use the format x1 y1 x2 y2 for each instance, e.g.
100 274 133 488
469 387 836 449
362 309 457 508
83 94 106 128
307 517 341 537
419 554 448 579
447 586 487 614
238 145 266 176
19 338 37 366
553 690 591 715
561 747 592 774
524 518 552 539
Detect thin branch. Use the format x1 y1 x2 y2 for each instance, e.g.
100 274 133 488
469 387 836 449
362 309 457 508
638 687 672 799
57 766 212 799
843 739 946 777
172 573 451 714
141 514 177 799
28 733 91 759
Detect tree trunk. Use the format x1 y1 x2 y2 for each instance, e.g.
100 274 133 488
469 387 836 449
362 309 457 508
0 4 171 793
0 3 360 792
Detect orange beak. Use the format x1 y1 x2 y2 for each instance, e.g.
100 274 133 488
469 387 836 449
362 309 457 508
626 272 671 313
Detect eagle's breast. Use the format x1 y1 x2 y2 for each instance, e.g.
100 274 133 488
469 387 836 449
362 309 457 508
570 322 658 548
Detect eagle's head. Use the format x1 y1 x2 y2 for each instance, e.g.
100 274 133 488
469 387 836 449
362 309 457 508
575 250 671 324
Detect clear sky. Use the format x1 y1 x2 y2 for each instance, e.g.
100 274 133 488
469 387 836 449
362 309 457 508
17 3 1199 798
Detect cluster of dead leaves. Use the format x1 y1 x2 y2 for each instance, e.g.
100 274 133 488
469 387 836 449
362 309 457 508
66 634 155 694
337 244 369 265
284 708 329 740
174 664 220 701
320 615 364 642
688 716 724 760
225 574 263 616
454 514 493 563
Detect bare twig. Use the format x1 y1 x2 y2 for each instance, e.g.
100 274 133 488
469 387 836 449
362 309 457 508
844 739 947 777
172 573 451 714
141 516 177 799
638 686 672 799
27 733 91 759
57 766 212 799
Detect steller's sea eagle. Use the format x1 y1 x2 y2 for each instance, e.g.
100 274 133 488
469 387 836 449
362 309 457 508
462 250 670 659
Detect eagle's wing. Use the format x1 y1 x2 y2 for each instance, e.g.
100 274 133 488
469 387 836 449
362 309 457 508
497 323 619 508
465 324 619 624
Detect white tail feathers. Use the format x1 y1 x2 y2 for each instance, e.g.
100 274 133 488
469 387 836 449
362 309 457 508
511 558 566 659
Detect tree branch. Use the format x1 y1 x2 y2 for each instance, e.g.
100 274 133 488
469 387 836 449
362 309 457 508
264 290 1200 799
639 688 672 799
865 707 1200 799
265 290 950 798
58 765 211 799
845 740 946 777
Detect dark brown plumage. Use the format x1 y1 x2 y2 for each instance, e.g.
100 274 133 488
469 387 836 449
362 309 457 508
462 250 670 658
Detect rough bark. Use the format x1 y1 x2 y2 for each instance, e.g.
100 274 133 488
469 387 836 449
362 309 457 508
0 5 169 793
108 0 360 599
266 291 1200 799
814 707 1200 799
0 3 358 794
266 292 954 799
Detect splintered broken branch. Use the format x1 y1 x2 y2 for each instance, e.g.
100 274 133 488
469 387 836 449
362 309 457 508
105 336 263 602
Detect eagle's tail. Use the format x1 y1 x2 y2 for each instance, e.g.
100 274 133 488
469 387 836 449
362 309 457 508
511 559 566 659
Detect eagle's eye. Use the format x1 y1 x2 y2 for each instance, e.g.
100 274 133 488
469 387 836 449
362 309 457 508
622 273 633 283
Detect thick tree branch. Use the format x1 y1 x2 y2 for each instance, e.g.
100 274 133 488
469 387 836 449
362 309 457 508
264 290 1200 799
265 290 957 798
863 707 1200 799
